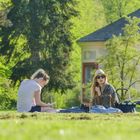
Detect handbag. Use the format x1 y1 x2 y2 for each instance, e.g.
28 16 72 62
115 101 136 113
115 88 136 113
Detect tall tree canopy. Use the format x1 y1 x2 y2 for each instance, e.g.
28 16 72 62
70 0 106 83
0 0 78 91
100 0 140 23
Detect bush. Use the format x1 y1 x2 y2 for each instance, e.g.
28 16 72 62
42 85 81 109
0 78 17 110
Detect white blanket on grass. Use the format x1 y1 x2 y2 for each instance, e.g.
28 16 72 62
89 105 122 113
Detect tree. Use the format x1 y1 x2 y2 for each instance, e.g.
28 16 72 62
100 0 140 23
0 0 78 92
70 0 106 83
98 17 140 100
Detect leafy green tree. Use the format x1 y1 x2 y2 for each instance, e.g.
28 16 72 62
72 0 106 38
70 0 106 83
0 0 78 92
100 0 140 23
99 17 140 100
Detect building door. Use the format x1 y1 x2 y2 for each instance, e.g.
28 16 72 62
82 62 98 84
81 62 98 104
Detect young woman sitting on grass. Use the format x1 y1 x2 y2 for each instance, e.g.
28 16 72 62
90 69 119 108
17 69 56 112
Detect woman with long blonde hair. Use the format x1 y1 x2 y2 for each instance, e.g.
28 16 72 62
91 69 119 108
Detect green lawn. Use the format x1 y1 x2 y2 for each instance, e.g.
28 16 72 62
0 112 140 140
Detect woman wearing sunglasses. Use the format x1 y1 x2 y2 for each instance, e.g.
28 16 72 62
91 69 119 108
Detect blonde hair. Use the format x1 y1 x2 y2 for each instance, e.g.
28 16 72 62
91 72 108 98
31 69 49 81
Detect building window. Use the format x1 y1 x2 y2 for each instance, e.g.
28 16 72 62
83 50 96 60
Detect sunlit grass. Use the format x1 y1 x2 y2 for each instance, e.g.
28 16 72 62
0 112 140 140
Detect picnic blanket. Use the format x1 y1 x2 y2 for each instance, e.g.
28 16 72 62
89 105 122 113
59 106 86 113
58 104 122 113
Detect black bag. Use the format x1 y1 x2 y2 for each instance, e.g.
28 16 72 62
115 88 136 113
115 102 136 113
80 104 89 112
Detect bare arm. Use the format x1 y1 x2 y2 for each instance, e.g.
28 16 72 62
34 90 52 107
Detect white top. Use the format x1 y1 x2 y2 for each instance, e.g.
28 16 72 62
17 79 42 112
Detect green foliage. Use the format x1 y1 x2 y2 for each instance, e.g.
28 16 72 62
70 0 106 85
0 78 17 110
0 0 79 92
72 0 106 39
0 58 17 110
100 0 140 23
0 0 12 27
42 84 81 108
0 0 139 109
0 92 16 110
98 17 140 100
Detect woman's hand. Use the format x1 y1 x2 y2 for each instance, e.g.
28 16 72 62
95 87 101 96
47 102 55 107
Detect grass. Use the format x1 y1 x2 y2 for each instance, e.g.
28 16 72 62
0 112 140 140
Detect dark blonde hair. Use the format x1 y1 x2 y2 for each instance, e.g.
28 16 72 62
31 69 50 81
91 74 107 97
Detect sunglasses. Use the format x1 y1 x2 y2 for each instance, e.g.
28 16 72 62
96 75 105 79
